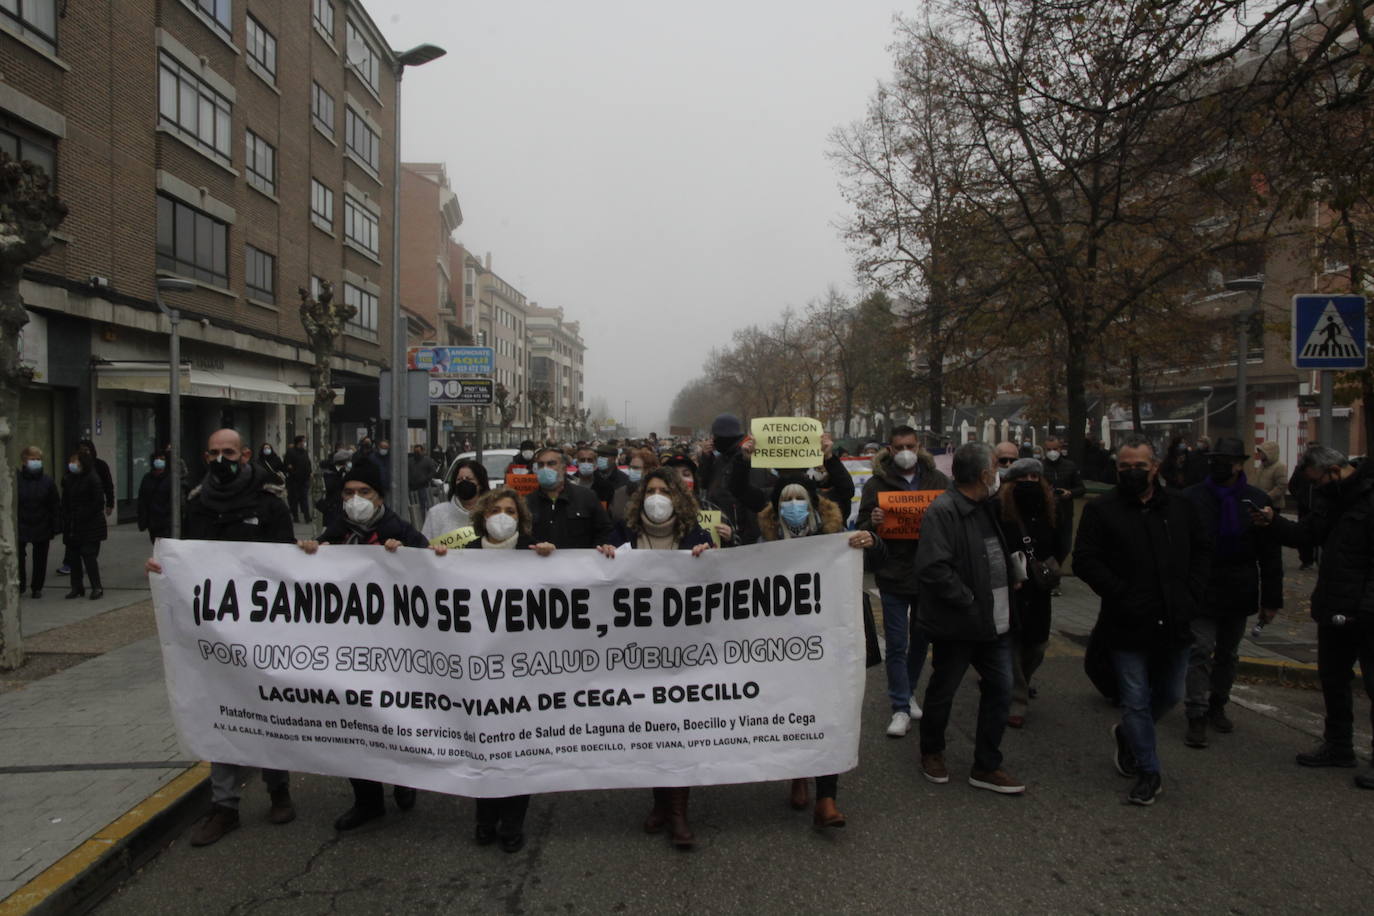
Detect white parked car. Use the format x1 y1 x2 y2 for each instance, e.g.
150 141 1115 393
442 449 523 492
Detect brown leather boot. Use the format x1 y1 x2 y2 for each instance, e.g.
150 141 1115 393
813 797 846 829
668 787 694 849
643 787 670 833
788 778 810 810
189 805 240 847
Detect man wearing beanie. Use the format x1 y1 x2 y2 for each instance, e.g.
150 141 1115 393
300 455 434 831
697 414 763 544
144 428 297 847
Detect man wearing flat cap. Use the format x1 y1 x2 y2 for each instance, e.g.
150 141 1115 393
1182 436 1282 749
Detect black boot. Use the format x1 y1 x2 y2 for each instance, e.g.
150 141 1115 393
668 788 694 849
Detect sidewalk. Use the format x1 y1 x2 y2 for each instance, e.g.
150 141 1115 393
0 521 318 913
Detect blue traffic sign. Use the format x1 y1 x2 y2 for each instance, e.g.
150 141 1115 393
1292 295 1367 370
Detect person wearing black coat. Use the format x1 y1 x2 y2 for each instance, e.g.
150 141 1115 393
17 446 59 598
1073 435 1211 806
256 441 285 483
302 458 434 832
316 450 350 530
1287 446 1320 569
136 452 174 543
58 439 113 576
996 459 1058 728
1040 437 1085 563
1181 438 1282 748
696 413 761 545
283 436 313 523
148 429 298 848
1258 446 1374 784
525 447 613 549
61 449 108 599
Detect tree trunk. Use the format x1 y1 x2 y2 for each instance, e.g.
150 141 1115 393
1064 336 1090 468
0 270 27 668
1128 349 1143 433
842 385 855 438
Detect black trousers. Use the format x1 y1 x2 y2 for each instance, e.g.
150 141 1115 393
1317 622 1374 753
475 795 530 837
814 774 838 800
68 541 102 591
20 540 50 592
287 477 311 520
1297 507 1319 565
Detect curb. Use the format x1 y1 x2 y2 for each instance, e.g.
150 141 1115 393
0 763 210 916
1054 630 1333 688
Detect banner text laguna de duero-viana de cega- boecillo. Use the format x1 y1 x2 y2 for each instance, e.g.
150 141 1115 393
149 535 864 797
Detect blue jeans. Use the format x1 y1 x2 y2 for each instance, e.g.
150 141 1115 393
1111 646 1190 774
919 632 1014 773
880 591 929 711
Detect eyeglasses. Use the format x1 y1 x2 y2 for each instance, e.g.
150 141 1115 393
997 457 1015 465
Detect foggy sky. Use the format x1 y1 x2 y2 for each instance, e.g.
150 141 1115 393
381 0 904 433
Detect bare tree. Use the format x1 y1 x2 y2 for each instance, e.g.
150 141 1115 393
299 280 355 510
0 153 67 669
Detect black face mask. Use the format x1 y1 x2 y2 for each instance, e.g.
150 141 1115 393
454 479 479 501
1013 480 1043 507
1209 458 1237 483
714 435 743 455
1117 468 1151 497
209 456 240 483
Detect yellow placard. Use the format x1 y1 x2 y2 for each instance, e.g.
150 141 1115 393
429 526 479 549
876 490 942 539
698 509 723 547
749 416 823 469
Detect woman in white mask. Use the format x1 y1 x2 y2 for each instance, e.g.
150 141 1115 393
421 458 489 542
457 487 554 852
296 462 445 832
607 467 713 849
758 477 883 830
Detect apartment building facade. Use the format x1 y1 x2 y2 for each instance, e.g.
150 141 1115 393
6 0 400 519
526 305 586 440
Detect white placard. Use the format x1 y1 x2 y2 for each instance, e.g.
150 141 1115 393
150 535 864 797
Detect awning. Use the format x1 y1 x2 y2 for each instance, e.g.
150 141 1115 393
95 362 343 406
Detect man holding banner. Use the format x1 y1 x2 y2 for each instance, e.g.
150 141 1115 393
144 428 298 848
857 426 950 738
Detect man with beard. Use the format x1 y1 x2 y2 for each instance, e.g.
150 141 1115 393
144 429 297 846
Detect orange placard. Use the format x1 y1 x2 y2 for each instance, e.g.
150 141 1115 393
505 472 539 495
877 490 941 539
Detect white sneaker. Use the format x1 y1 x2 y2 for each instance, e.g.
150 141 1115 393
909 695 923 720
886 711 912 737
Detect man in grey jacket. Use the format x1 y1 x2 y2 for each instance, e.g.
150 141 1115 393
914 441 1024 794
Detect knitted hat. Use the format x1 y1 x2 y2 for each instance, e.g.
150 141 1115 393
1005 458 1043 481
344 459 384 493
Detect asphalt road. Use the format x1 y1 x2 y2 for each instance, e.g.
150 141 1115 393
97 645 1373 915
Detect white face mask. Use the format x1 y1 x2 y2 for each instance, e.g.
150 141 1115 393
893 448 918 470
1045 450 1061 462
985 469 1001 498
343 495 376 524
643 493 674 524
485 512 518 542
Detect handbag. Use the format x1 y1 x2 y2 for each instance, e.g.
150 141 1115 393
1017 520 1062 591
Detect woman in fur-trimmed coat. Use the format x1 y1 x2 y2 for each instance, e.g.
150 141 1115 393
756 476 883 830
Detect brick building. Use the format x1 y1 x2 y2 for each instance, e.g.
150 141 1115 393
6 0 400 519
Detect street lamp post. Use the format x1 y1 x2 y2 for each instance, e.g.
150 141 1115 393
154 277 196 539
1224 276 1264 446
383 43 446 505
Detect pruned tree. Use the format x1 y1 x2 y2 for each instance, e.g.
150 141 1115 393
299 279 355 510
526 387 553 442
1 152 67 669
493 383 519 444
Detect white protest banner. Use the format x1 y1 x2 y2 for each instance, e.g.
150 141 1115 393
150 535 863 797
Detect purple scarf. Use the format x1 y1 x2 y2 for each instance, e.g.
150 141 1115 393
1203 470 1248 556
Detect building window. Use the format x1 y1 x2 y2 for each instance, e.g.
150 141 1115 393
311 82 335 137
345 20 380 94
0 123 56 178
244 130 275 194
192 0 231 36
344 107 379 173
246 15 276 80
157 52 232 164
343 195 379 256
245 245 274 303
0 0 57 53
464 266 475 300
310 179 334 231
343 282 378 331
156 194 228 288
313 0 333 36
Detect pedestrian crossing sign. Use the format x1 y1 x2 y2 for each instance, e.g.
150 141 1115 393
1292 295 1367 369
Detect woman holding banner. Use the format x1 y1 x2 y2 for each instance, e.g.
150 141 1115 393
608 467 714 849
297 461 444 832
756 477 882 829
422 458 489 542
461 487 555 852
